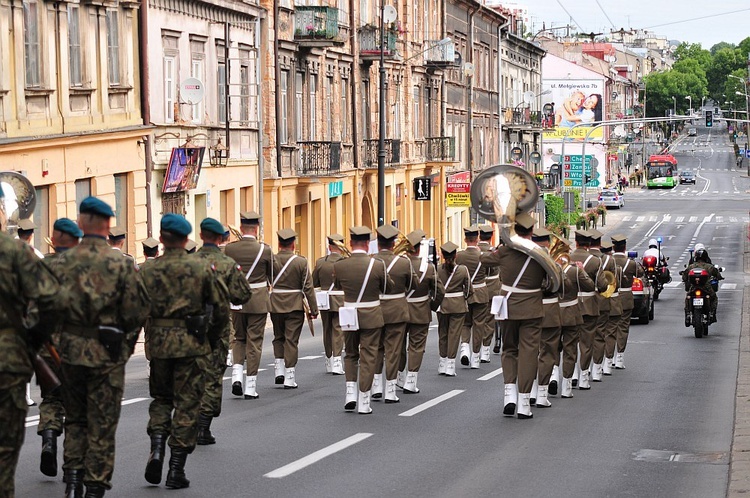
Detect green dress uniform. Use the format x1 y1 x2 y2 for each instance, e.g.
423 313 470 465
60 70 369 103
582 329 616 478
590 244 615 381
194 221 251 444
436 248 472 377
270 232 318 389
601 244 623 375
558 260 594 397
0 235 64 498
313 248 345 374
478 237 501 361
612 234 643 369
537 265 562 407
139 216 229 489
456 234 489 368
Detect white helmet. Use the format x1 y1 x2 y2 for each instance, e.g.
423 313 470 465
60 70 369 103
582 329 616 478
648 238 657 248
694 243 705 252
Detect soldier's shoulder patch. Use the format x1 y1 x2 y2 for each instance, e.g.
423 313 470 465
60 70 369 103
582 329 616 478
210 263 217 272
235 264 242 272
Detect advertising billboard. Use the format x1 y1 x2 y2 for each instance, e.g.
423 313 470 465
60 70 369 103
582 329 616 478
162 147 205 193
542 79 605 141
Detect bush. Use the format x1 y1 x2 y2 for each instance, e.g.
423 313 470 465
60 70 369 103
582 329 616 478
544 194 566 226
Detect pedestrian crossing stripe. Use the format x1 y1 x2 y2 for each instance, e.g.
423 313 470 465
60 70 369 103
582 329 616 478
721 283 737 290
664 282 682 288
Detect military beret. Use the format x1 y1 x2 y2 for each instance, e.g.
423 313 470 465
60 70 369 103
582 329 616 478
515 212 536 230
479 225 494 235
17 219 36 231
327 233 345 244
611 234 627 244
108 227 126 242
200 217 225 236
160 213 192 237
349 226 371 238
463 225 479 236
53 218 83 238
277 228 297 243
376 224 399 241
441 241 459 254
239 211 260 225
406 230 425 249
185 239 197 253
142 237 160 250
79 196 114 218
600 240 613 251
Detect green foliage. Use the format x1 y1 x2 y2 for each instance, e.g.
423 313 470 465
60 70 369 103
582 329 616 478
544 194 566 226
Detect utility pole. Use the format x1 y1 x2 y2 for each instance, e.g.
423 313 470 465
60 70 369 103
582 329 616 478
376 0 386 227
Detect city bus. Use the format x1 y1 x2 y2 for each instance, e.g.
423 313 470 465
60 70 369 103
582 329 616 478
646 154 678 188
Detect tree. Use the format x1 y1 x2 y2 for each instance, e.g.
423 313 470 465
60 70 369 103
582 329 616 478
707 48 744 100
710 42 735 56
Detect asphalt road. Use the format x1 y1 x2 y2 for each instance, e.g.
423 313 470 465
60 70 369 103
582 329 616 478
13 124 750 497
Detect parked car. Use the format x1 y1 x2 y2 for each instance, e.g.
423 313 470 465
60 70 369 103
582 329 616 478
631 275 655 324
679 171 696 184
598 189 624 209
688 127 697 136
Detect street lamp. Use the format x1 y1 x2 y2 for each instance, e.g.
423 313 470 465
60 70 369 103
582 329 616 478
671 96 676 136
736 89 750 169
685 95 692 115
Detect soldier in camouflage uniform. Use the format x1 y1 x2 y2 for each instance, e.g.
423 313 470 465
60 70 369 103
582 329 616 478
139 214 229 490
37 218 82 478
52 197 149 498
0 198 66 498
193 218 250 446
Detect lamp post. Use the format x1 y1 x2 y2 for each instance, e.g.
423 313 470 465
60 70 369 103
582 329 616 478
736 90 749 169
671 96 676 137
685 95 692 116
377 0 387 228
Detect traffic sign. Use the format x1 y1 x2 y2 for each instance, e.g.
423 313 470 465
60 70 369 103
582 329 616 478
446 193 470 207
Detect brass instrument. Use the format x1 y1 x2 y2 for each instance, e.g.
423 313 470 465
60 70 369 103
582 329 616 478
227 224 244 242
469 165 562 293
44 236 54 250
0 171 37 234
549 234 571 267
393 229 413 255
599 270 617 298
329 238 351 257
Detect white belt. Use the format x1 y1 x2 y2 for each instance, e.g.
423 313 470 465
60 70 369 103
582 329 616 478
344 301 380 309
560 300 578 308
611 292 620 298
542 297 559 305
619 287 632 292
444 292 465 298
486 275 500 281
407 295 430 303
380 292 406 300
472 282 487 289
578 291 596 297
501 284 541 294
271 289 302 294
249 282 268 289
328 290 344 296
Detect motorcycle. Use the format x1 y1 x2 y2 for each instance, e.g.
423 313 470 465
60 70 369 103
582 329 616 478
684 268 711 338
642 255 671 300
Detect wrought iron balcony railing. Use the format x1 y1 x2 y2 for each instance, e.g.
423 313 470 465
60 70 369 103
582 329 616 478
502 108 544 127
294 7 340 42
297 141 341 176
362 139 401 167
425 136 456 161
424 40 457 67
359 25 398 59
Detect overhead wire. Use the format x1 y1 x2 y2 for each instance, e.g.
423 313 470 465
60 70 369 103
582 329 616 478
643 8 750 30
594 0 616 29
555 0 584 32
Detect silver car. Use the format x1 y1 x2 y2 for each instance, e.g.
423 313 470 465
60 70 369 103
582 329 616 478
598 189 624 209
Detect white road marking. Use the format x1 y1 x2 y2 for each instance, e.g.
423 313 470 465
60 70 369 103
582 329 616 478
122 397 149 406
636 216 645 222
622 216 632 222
676 216 685 223
664 282 682 288
715 216 724 223
731 217 738 223
722 283 738 290
663 214 671 222
26 397 149 427
476 368 504 381
689 216 698 223
398 390 464 417
649 216 658 222
298 355 324 360
264 433 373 478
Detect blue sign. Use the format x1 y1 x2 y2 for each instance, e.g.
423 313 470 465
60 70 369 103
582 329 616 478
740 148 746 157
328 181 343 198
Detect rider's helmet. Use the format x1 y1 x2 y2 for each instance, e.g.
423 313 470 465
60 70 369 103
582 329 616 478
648 239 658 248
694 243 705 252
694 248 709 262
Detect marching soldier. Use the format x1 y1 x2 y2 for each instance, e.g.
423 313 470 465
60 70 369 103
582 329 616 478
312 234 347 375
0 204 65 497
270 229 318 389
403 230 445 393
140 214 229 489
611 234 643 369
185 240 197 254
37 218 82 478
55 197 149 497
482 213 548 419
333 226 391 414
600 240 622 375
436 242 472 376
108 227 137 268
456 225 489 368
588 230 614 382
194 218 251 446
372 224 417 403
570 230 608 390
478 225 500 362
224 211 273 399
16 218 45 258
142 237 160 260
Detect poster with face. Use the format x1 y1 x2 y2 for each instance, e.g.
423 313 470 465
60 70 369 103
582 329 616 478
162 147 205 193
542 80 605 141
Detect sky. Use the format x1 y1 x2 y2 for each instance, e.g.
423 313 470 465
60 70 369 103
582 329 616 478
521 1 750 49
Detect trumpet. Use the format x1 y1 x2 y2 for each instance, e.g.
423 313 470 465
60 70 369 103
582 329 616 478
227 224 244 242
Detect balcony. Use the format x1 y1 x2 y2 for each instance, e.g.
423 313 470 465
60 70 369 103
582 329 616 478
502 108 544 128
362 139 401 168
297 141 341 176
424 40 458 68
425 136 456 161
294 7 343 47
358 25 398 60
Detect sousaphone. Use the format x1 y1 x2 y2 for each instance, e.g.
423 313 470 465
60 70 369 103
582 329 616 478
0 171 37 233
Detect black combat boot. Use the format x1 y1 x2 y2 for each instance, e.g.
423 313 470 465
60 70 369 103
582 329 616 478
165 448 190 489
144 432 167 485
84 484 106 498
40 429 59 477
196 414 216 446
63 468 84 498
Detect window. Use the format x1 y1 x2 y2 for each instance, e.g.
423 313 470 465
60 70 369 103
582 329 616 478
359 0 370 24
280 71 289 144
191 58 204 123
33 186 49 253
23 0 40 88
326 76 333 140
309 74 317 140
393 89 401 139
106 10 120 85
295 72 303 142
425 86 432 137
337 0 348 25
218 63 227 124
240 63 250 124
114 174 129 233
75 179 91 215
413 85 421 139
164 56 175 123
361 80 370 140
340 77 348 141
68 5 82 87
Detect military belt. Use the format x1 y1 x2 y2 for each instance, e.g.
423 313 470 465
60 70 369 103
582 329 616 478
343 301 379 309
444 292 465 298
619 287 632 292
471 282 487 289
542 297 559 305
271 289 302 294
406 295 430 303
560 300 578 308
501 284 541 294
380 292 406 300
65 324 100 339
486 275 500 281
151 318 187 328
248 282 268 289
328 290 344 296
578 291 597 297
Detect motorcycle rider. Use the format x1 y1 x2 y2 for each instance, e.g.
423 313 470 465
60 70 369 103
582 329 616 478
643 238 670 285
682 245 722 324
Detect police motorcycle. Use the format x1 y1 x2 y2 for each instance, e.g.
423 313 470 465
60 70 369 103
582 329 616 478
680 245 724 339
641 237 671 300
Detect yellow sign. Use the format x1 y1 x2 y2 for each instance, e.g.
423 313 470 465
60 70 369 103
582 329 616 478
446 192 471 207
542 126 604 141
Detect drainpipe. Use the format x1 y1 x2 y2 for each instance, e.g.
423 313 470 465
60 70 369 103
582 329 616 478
139 0 153 237
467 3 480 223
349 4 359 171
273 0 283 178
497 17 509 163
256 18 264 233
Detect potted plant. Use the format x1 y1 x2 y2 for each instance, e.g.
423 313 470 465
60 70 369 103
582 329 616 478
596 204 607 226
575 213 588 230
586 209 599 229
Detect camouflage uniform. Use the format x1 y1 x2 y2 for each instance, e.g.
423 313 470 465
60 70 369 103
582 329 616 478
193 244 250 421
139 247 229 453
0 235 64 498
53 235 149 492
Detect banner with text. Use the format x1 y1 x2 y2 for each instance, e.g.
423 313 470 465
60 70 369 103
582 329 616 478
542 79 606 141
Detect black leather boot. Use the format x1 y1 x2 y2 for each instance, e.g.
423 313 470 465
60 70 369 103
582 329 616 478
63 468 84 498
40 429 59 477
196 414 216 446
84 484 106 498
144 432 167 485
165 448 190 489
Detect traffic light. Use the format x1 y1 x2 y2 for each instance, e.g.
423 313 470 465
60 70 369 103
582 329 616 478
584 174 591 184
705 110 713 127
